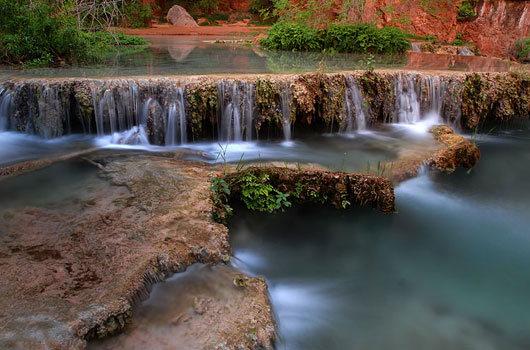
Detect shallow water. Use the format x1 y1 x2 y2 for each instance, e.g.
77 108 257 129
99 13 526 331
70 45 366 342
229 128 530 350
0 132 94 167
0 37 517 79
88 264 246 350
0 123 436 174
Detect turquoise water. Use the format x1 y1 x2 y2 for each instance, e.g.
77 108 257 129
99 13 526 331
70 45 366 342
0 37 515 79
229 128 530 349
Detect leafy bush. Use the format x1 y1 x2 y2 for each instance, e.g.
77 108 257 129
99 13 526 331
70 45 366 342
457 0 477 21
263 21 410 54
238 172 291 212
0 0 148 66
512 38 530 63
0 0 85 65
124 2 156 28
263 21 323 52
452 32 464 46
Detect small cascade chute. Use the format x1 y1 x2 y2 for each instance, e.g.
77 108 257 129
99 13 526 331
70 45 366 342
110 125 150 146
281 84 292 142
140 97 152 126
217 80 255 142
411 43 422 52
165 88 187 146
341 76 368 134
0 90 12 132
394 74 421 124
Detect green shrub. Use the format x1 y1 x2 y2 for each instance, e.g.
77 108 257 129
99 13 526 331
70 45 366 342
457 1 477 21
512 38 530 62
263 21 323 52
0 0 86 65
124 2 156 28
0 0 148 66
263 21 410 54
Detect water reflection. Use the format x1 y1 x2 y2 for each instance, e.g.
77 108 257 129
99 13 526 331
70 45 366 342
0 37 520 79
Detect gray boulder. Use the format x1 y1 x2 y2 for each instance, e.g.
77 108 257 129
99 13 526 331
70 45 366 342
167 5 199 27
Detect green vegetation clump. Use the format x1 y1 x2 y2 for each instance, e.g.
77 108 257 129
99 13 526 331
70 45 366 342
262 22 410 55
461 72 530 129
262 21 323 52
237 172 291 212
512 38 530 63
452 32 464 46
457 0 477 21
123 2 157 28
0 0 148 67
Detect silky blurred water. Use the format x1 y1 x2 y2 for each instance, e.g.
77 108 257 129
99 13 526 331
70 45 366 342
230 128 530 350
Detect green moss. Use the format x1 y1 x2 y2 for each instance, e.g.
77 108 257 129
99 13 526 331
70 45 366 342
358 72 394 123
185 82 218 139
255 78 283 133
461 72 530 129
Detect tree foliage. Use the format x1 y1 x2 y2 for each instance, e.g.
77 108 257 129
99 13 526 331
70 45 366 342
0 0 148 66
262 21 410 54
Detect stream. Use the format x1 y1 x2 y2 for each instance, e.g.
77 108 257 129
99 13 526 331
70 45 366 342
228 127 530 349
1 36 530 350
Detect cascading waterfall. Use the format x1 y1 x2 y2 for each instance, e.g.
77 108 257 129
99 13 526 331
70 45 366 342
281 84 292 141
341 76 368 134
0 74 461 145
420 75 445 122
0 89 12 132
394 74 447 126
395 73 421 124
217 80 255 142
165 87 187 145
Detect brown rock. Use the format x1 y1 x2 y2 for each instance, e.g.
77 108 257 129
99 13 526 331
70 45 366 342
197 17 209 25
166 5 199 27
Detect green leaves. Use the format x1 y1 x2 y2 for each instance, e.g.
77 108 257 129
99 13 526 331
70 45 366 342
239 172 291 212
263 21 410 55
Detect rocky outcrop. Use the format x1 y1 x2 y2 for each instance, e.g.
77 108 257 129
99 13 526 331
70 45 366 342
222 167 396 214
428 125 481 172
1 71 528 145
166 5 198 27
0 154 234 349
358 0 530 58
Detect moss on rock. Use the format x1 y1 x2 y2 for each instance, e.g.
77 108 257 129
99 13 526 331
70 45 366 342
185 80 218 139
461 72 530 129
428 125 480 171
223 167 396 214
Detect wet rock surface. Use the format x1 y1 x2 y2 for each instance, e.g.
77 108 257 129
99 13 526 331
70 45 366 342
89 264 275 350
2 71 528 144
0 153 234 349
428 125 481 172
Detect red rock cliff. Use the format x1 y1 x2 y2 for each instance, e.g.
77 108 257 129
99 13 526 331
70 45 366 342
358 0 530 57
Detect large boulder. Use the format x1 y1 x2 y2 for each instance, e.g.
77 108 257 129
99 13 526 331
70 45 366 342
166 5 198 27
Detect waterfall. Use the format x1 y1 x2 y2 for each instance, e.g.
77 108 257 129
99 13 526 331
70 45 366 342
394 74 421 124
341 76 368 134
165 87 187 145
217 80 255 142
110 125 150 146
420 75 445 123
0 90 12 132
411 43 422 52
281 84 292 141
140 98 152 127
